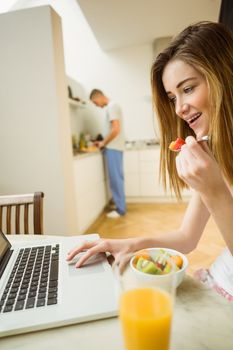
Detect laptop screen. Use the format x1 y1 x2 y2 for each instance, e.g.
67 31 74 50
0 230 11 264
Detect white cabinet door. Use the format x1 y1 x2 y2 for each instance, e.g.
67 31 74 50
140 173 158 196
124 148 190 200
124 151 139 173
139 148 162 196
73 154 107 233
125 173 141 196
124 151 140 196
77 180 107 233
74 154 105 196
139 149 159 161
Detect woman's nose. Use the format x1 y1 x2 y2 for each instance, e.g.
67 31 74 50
176 102 189 118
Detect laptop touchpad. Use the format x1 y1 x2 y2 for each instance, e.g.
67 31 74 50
68 253 105 275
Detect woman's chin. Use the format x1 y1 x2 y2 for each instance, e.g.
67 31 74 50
195 129 209 139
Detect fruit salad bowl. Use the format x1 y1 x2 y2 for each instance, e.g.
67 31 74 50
130 248 188 288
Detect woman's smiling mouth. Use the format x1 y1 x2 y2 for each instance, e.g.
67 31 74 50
186 112 202 125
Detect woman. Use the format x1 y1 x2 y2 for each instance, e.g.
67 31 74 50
67 22 233 300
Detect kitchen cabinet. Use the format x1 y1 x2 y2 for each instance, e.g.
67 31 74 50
73 153 108 233
124 147 191 201
139 149 160 197
124 151 140 196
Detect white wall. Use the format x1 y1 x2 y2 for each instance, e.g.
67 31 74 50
0 6 78 235
8 0 158 142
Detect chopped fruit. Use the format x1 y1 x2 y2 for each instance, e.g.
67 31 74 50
141 261 162 275
170 255 183 269
162 261 172 274
134 250 150 265
169 137 186 152
136 257 146 270
136 256 163 275
133 249 183 275
169 141 176 150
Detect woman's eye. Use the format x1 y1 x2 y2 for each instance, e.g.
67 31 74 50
184 86 193 93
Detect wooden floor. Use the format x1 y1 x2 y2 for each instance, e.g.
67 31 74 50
86 202 225 275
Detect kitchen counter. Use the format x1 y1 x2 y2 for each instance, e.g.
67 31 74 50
73 149 102 159
73 143 161 158
125 144 160 151
125 141 160 151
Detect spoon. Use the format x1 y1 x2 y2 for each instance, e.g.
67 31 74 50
172 135 209 152
197 135 209 142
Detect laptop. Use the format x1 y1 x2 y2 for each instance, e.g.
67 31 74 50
0 230 118 337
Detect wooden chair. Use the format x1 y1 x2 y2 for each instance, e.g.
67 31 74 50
0 192 44 235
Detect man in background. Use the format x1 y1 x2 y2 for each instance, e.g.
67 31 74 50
90 89 126 218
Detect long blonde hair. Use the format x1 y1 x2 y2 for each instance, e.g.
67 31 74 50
151 21 233 198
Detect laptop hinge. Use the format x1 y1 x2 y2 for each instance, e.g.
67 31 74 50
0 249 13 279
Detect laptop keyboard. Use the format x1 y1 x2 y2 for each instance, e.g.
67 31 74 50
0 244 59 313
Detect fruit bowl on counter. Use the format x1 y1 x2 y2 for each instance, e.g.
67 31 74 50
130 248 188 288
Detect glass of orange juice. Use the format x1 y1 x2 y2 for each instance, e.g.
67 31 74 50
115 251 176 350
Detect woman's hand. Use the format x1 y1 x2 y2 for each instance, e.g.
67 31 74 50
66 238 138 272
176 136 233 253
175 136 224 195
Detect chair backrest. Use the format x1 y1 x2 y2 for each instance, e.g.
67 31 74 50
0 192 44 235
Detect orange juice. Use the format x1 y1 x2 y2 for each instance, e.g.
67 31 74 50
119 288 173 350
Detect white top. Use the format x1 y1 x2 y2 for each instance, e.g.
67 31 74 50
104 101 125 151
210 248 233 295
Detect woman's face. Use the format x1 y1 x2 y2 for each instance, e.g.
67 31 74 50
162 59 210 138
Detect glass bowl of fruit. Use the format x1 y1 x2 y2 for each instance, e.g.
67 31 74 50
130 248 188 288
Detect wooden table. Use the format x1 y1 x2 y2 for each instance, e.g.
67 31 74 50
2 235 233 350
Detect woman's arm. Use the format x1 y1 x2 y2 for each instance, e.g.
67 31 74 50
136 191 210 254
176 136 233 254
200 183 233 254
66 192 210 268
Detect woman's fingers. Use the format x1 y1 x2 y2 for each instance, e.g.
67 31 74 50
175 136 219 192
66 240 100 261
66 238 136 270
75 241 107 268
118 255 132 274
177 136 212 175
114 252 133 274
198 139 215 159
185 136 212 160
175 150 189 181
